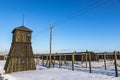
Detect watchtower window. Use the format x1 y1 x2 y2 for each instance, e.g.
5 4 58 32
27 33 31 37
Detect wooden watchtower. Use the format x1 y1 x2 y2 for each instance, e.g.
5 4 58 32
4 26 36 73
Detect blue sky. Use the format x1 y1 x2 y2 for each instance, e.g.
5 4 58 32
0 0 120 53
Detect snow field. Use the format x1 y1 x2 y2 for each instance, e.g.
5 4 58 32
0 60 120 80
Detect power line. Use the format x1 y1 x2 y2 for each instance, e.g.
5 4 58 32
53 0 111 27
33 0 111 38
33 27 49 39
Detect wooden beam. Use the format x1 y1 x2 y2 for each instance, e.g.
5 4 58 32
114 51 118 77
72 53 75 71
104 52 107 70
88 52 91 73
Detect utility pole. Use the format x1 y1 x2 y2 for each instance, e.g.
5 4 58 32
48 24 53 68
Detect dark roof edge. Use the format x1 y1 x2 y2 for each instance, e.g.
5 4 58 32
12 25 33 33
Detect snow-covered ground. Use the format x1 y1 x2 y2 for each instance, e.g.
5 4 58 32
0 60 120 80
0 60 5 74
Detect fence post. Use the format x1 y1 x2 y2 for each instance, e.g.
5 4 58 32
72 52 75 71
81 55 83 64
61 56 63 66
59 55 62 68
114 51 118 77
85 53 87 68
64 55 67 66
45 56 48 67
53 54 55 67
42 56 44 66
88 51 91 73
104 52 107 70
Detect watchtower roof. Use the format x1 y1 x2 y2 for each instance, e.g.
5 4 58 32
12 25 32 33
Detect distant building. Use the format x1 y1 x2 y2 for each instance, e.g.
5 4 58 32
4 25 36 73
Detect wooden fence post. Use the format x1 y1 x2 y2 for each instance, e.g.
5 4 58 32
72 53 75 71
81 55 83 64
45 56 48 67
53 54 55 67
85 53 87 68
114 51 118 77
64 55 67 66
61 56 63 66
42 56 44 66
104 52 107 70
59 55 62 68
88 52 91 73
